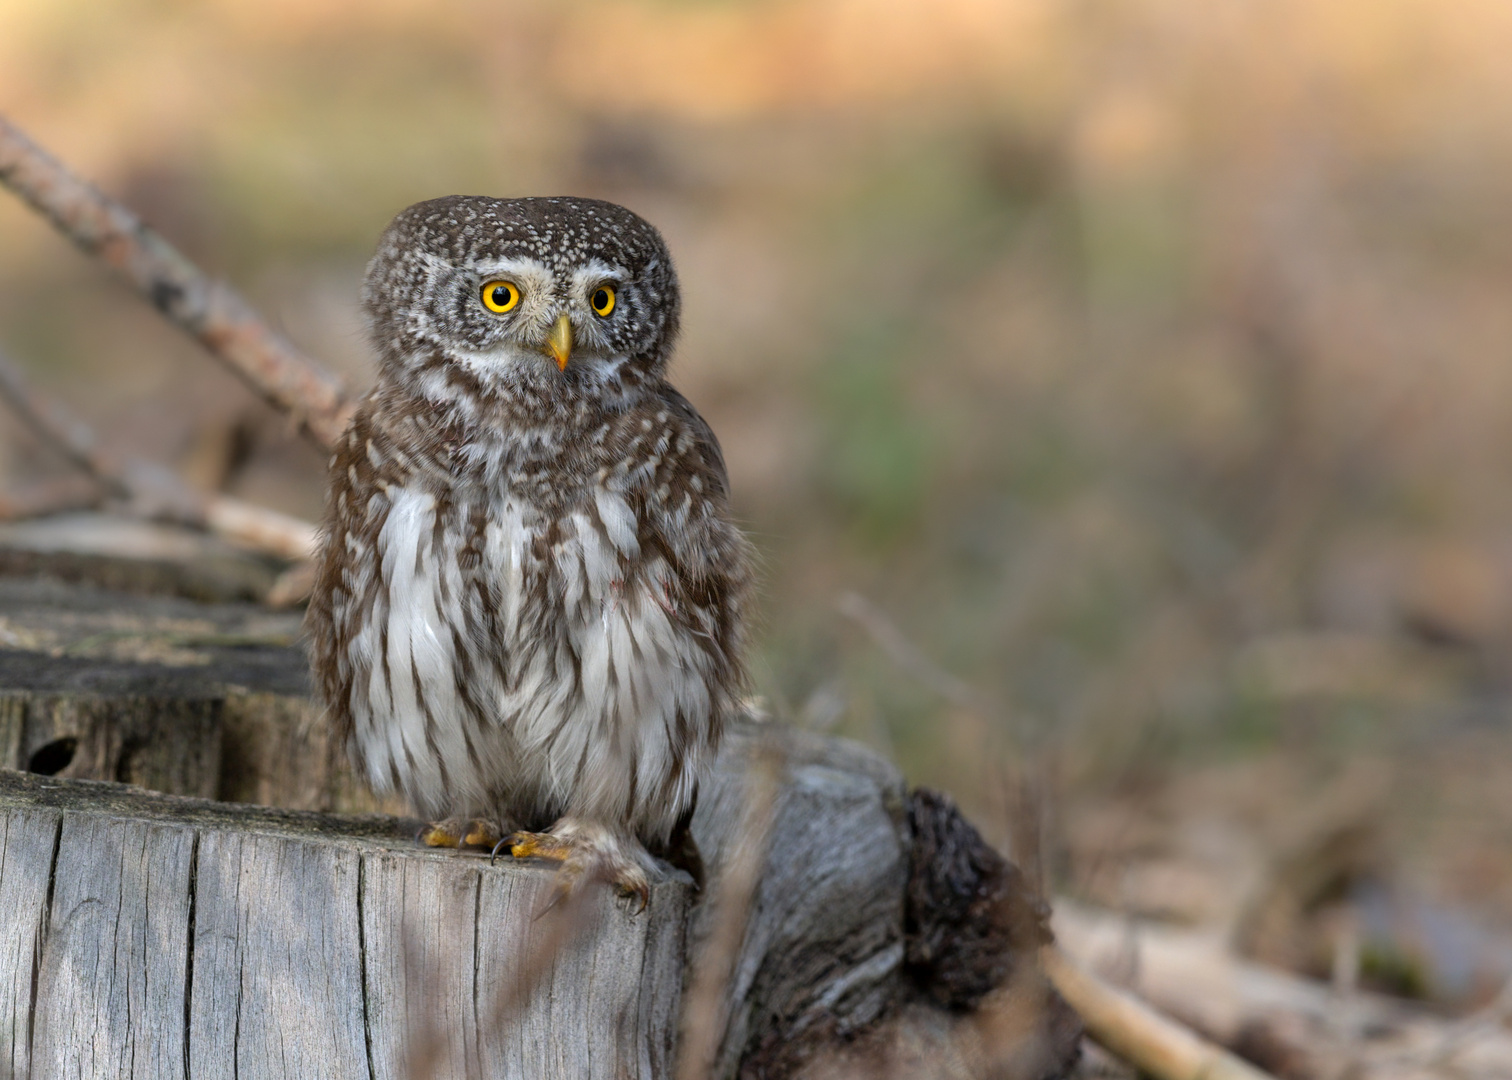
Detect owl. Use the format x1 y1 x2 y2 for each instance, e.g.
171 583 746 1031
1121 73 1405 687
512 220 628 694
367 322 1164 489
306 195 752 905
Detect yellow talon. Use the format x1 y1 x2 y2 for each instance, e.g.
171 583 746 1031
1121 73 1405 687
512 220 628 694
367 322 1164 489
464 821 501 849
507 831 573 861
489 828 652 915
419 823 462 848
421 818 502 850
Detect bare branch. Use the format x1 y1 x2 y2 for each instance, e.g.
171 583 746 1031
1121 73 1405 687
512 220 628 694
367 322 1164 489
202 497 317 562
0 347 316 562
0 113 354 449
837 591 986 714
0 476 104 521
0 348 131 500
1043 946 1279 1080
1058 899 1512 1078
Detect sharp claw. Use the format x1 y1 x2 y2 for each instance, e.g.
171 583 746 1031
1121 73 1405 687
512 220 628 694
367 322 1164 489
624 882 650 914
609 873 650 914
484 826 652 913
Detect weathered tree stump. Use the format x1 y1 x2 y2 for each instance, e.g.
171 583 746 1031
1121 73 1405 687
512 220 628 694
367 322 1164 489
0 573 1081 1079
0 770 687 1078
0 573 350 812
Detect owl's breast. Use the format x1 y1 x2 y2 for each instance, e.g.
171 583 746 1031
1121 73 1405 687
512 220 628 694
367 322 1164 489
338 472 719 833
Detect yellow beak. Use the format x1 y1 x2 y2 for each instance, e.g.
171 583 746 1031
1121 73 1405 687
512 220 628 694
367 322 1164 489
545 313 572 370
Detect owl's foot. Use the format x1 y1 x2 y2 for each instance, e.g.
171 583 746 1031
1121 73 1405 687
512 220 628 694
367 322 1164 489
493 823 652 914
418 817 503 851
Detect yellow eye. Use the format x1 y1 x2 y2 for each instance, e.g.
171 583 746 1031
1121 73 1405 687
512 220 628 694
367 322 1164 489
590 285 616 317
481 280 521 313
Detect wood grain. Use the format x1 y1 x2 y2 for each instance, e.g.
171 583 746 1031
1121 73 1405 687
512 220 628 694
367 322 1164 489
34 816 195 1078
0 808 61 1080
0 771 690 1080
0 577 1078 1079
691 723 911 1077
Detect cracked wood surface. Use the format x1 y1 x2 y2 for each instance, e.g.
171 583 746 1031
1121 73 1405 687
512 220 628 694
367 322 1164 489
0 771 689 1079
0 727 920 1080
0 730 926 1080
0 575 354 814
0 576 1077 1079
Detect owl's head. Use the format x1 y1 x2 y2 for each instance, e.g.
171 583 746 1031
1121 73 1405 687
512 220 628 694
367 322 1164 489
363 195 680 407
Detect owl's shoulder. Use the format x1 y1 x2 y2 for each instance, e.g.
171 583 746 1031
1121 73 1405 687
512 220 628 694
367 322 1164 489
599 382 729 504
341 388 467 483
608 383 751 586
649 382 729 500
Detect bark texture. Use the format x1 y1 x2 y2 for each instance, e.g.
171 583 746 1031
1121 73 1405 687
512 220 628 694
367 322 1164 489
0 771 688 1079
0 575 1081 1078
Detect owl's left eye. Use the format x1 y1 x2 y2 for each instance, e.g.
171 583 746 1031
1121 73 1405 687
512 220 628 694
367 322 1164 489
590 286 616 317
481 280 521 314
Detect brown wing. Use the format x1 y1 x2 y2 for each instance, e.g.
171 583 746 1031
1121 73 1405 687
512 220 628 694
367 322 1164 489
641 381 751 688
654 381 730 503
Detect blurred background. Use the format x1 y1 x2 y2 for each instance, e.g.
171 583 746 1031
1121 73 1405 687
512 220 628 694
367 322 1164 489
5 0 1512 1016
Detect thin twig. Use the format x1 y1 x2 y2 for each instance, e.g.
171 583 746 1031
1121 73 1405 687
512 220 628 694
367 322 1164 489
0 113 354 448
0 349 130 501
677 738 785 1080
0 347 316 561
0 476 104 521
1043 946 1279 1080
837 591 984 713
403 870 602 1080
837 591 1050 891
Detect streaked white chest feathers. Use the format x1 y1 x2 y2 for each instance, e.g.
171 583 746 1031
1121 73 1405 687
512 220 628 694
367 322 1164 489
338 481 716 840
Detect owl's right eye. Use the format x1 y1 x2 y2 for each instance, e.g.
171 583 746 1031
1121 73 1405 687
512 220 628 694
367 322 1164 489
481 280 521 313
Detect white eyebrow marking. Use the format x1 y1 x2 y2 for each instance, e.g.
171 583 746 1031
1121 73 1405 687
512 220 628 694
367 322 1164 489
472 257 555 295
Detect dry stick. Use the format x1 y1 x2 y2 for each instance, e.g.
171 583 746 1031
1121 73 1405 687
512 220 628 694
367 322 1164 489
400 872 603 1080
0 349 128 501
837 590 1049 894
676 740 785 1080
0 114 354 449
1043 948 1279 1080
0 347 317 561
0 475 103 521
837 591 983 712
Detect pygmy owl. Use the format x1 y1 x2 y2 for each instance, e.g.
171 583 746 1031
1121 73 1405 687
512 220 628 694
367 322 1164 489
306 195 752 903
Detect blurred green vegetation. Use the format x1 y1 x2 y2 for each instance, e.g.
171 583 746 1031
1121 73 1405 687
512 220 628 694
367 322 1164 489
5 0 1512 917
